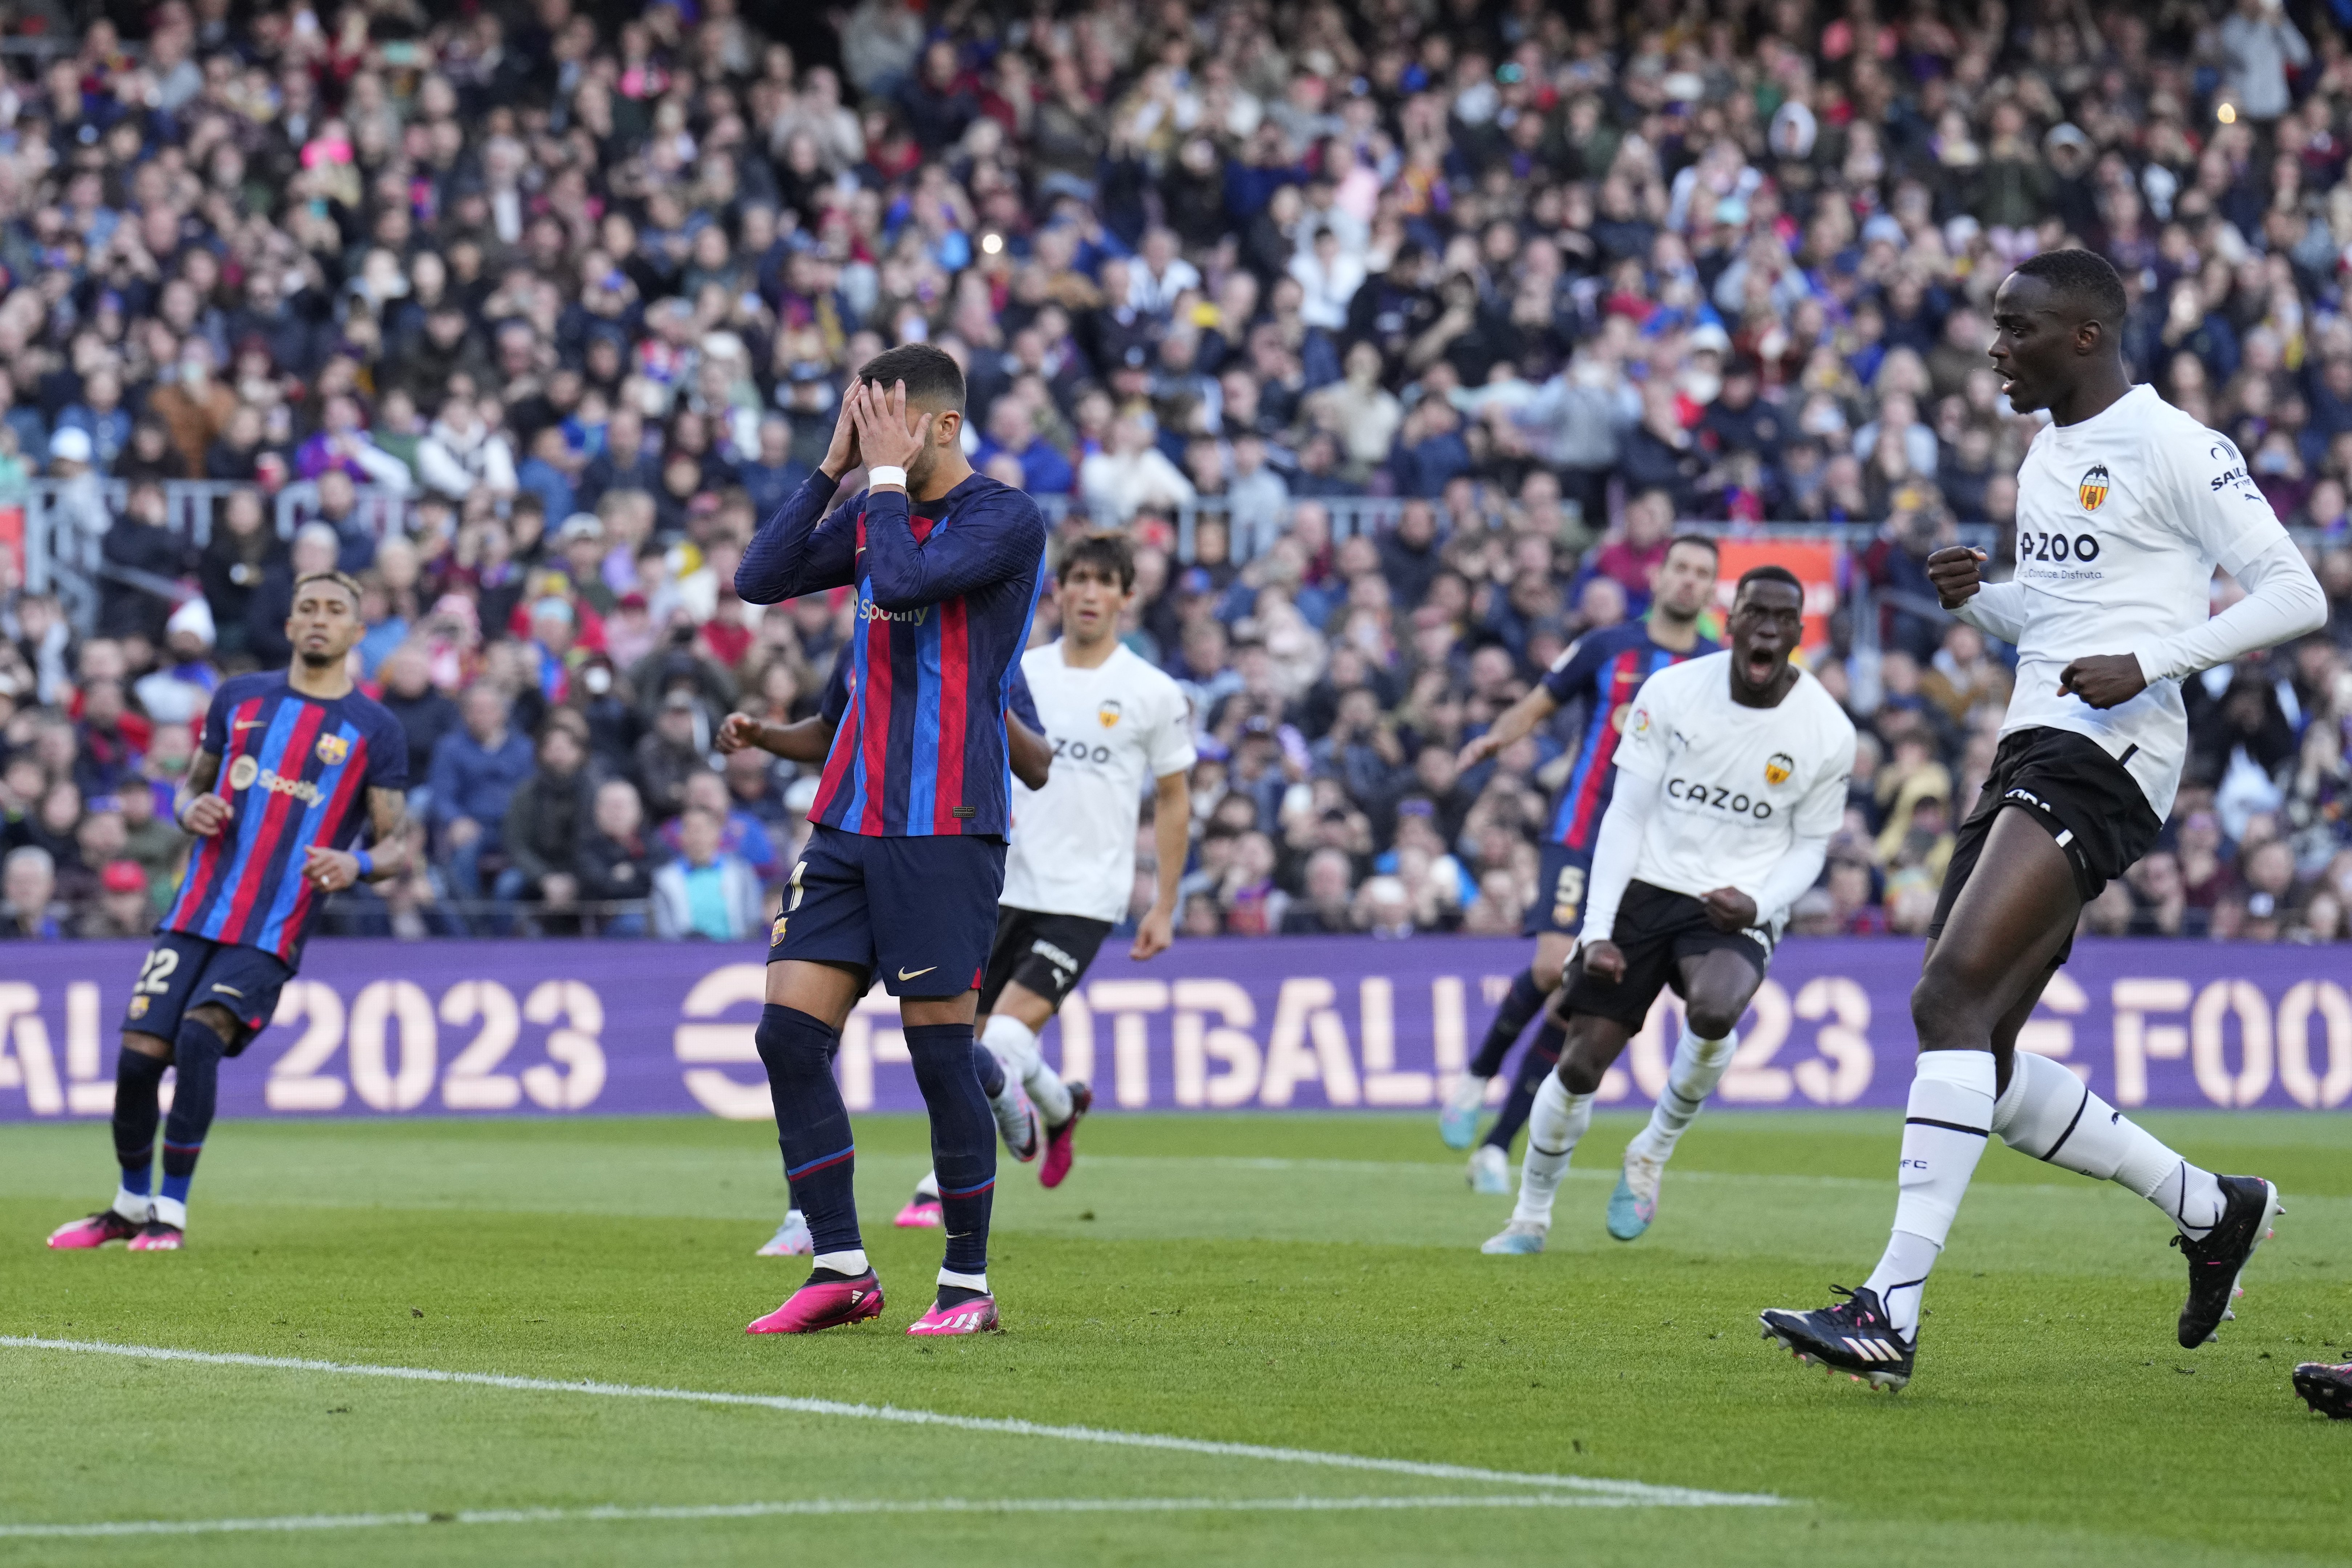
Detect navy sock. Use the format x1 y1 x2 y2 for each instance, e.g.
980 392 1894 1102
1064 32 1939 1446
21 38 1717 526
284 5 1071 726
112 1047 168 1195
754 1005 862 1257
1482 1018 1566 1154
906 1023 994 1278
1468 968 1546 1078
160 1016 228 1208
972 1040 1006 1100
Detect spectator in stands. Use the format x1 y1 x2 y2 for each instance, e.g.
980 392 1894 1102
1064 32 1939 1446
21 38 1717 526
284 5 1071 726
651 805 763 940
500 718 594 932
0 846 65 940
580 778 655 936
429 682 537 908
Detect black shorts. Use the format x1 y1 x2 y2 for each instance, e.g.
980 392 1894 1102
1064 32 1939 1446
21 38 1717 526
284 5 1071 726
1929 726 2163 961
978 906 1115 1013
1558 880 1771 1029
121 932 294 1054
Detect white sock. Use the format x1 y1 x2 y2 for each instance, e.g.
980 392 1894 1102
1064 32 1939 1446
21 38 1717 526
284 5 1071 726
1862 1050 1995 1337
1511 1071 1595 1227
814 1248 869 1276
937 1268 989 1294
1991 1049 2225 1238
152 1195 187 1229
112 1187 152 1223
1630 1024 1736 1162
986 1014 1073 1125
915 1170 940 1200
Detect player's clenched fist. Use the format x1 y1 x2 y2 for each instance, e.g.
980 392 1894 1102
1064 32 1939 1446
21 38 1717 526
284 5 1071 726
1579 938 1626 984
1700 886 1758 932
2057 653 2148 710
716 712 764 753
179 793 230 836
1926 546 1987 609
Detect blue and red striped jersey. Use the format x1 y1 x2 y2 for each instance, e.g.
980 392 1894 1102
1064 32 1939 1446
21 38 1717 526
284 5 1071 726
739 469 1046 837
164 672 407 962
820 650 1039 733
1539 621 1719 851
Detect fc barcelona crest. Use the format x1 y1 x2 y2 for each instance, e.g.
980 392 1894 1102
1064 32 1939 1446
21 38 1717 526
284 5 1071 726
1098 699 1123 729
2078 464 2111 512
1765 751 1794 786
315 733 351 766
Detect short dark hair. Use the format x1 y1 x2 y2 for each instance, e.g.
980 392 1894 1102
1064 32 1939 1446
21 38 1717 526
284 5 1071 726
2013 248 2128 330
854 343 966 413
291 570 364 607
1665 532 1720 560
1058 532 1136 591
1734 563 1805 604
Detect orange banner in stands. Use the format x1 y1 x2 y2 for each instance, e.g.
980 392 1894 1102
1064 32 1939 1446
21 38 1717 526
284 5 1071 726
1709 538 1841 656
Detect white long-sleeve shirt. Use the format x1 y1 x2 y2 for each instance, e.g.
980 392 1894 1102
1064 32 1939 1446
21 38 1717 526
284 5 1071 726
1952 384 2326 819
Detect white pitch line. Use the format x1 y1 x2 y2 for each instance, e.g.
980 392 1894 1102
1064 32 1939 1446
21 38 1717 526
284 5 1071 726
0 1492 1678 1540
0 1337 1781 1508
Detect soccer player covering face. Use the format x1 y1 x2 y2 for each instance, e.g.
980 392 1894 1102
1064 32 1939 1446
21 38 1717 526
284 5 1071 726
1481 568 1855 1257
720 660 1052 1259
1761 250 2327 1391
47 574 409 1252
733 345 1048 1337
1446 535 1720 1199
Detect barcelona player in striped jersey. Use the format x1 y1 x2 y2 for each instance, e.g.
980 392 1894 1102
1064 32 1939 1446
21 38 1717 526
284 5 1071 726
732 345 1047 1338
1444 535 1720 1195
47 571 409 1252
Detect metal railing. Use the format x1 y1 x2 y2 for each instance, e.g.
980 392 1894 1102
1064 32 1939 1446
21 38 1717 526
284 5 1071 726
7 478 418 626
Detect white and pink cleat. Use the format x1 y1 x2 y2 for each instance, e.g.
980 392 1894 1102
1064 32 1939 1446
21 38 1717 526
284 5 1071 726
906 1296 1000 1337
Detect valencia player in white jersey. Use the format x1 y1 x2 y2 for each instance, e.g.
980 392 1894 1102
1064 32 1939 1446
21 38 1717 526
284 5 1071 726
891 534 1194 1220
1482 567 1856 1256
1762 250 2327 1391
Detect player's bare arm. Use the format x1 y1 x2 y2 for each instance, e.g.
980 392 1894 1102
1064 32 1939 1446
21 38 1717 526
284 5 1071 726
719 710 835 764
1457 685 1558 770
1131 769 1190 961
303 786 412 892
1009 715 1052 791
174 749 230 836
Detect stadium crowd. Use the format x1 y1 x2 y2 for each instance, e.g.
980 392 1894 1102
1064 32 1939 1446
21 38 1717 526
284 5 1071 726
7 0 2352 945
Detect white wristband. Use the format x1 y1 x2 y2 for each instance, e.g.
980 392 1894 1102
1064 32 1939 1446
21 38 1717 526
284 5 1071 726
868 466 908 489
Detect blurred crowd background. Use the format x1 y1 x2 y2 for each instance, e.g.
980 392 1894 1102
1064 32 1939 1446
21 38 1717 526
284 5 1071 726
6 0 2352 946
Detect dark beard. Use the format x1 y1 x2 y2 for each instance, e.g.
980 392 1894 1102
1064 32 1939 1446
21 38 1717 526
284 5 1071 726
297 649 340 670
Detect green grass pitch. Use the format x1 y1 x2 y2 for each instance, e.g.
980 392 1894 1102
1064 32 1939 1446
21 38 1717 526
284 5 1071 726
0 1109 2345 1566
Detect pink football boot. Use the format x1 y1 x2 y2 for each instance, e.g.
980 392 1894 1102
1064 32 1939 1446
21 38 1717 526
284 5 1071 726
746 1272 884 1334
907 1296 1000 1337
1039 1082 1093 1190
893 1191 943 1228
46 1210 143 1249
126 1223 183 1251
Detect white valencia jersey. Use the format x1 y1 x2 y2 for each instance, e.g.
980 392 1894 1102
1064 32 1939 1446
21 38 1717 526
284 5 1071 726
1001 641 1197 922
1999 383 2290 819
1612 652 1856 906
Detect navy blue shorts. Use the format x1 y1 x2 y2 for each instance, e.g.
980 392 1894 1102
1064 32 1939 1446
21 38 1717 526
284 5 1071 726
1523 843 1594 937
768 824 1008 996
121 932 294 1053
